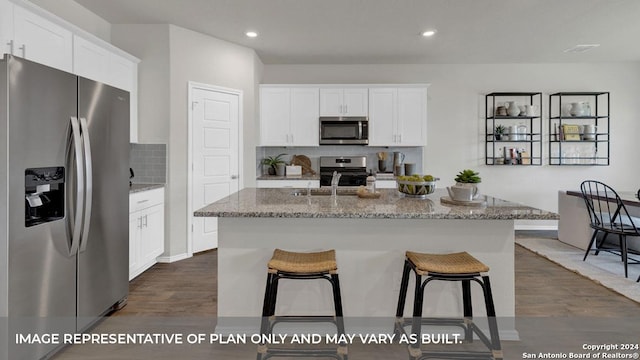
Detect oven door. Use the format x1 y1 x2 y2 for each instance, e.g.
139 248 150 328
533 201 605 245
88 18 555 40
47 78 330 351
320 168 368 187
319 117 368 145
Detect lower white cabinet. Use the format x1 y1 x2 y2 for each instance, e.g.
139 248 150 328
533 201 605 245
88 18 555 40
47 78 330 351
129 187 165 280
256 179 320 188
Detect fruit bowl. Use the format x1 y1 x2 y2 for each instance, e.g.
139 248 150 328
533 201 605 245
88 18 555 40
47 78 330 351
396 175 438 198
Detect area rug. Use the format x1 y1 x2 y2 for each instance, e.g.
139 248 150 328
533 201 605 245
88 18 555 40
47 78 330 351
515 235 640 303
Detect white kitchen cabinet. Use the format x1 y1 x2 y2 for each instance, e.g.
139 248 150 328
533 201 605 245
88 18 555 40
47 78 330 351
12 5 73 72
256 180 320 188
73 35 110 84
0 0 13 55
369 87 427 146
260 86 319 146
129 188 165 280
320 88 368 116
73 36 139 142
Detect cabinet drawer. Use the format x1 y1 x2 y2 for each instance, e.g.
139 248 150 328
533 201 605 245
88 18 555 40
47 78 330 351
129 187 164 212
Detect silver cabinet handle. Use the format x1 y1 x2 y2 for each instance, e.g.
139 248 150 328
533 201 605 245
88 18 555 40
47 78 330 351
18 44 25 57
7 40 13 55
345 104 348 114
290 134 294 143
137 199 149 204
143 214 148 227
138 216 142 229
231 175 238 179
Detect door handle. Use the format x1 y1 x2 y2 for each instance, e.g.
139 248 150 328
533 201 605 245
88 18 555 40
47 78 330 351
79 117 93 253
69 117 84 256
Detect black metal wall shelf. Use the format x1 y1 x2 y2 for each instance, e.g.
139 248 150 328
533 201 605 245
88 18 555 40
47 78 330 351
548 92 610 166
485 92 543 166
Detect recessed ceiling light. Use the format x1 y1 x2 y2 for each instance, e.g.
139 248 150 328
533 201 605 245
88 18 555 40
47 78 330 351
421 30 436 37
245 31 258 38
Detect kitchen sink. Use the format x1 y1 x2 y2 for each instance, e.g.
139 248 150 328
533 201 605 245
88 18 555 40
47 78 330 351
291 188 359 196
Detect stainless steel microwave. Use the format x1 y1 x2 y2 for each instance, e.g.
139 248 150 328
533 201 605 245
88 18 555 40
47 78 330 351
319 117 368 145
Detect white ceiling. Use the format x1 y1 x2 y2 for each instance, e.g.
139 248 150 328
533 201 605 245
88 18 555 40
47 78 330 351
73 0 640 64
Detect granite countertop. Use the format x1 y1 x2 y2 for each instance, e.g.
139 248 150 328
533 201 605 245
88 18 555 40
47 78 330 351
257 174 320 181
129 183 165 194
194 188 558 220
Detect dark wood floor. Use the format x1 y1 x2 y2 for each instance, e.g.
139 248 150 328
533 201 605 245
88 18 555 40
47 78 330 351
55 233 640 359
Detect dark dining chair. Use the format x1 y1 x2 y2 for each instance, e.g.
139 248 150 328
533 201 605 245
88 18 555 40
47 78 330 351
580 180 640 279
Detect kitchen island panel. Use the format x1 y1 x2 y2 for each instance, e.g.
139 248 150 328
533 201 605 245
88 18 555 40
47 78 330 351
216 216 517 339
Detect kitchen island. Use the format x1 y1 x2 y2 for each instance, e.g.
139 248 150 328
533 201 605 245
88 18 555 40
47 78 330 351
194 188 557 339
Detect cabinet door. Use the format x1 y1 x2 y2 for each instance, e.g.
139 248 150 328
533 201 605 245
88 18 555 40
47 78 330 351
128 212 140 281
108 52 135 91
342 88 368 116
260 87 291 145
140 203 164 266
73 35 110 84
319 88 344 116
290 87 319 146
368 88 397 146
13 6 72 72
397 87 427 146
0 0 13 55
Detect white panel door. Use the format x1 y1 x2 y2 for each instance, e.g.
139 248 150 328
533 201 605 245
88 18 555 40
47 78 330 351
368 88 397 146
192 88 239 252
290 87 319 146
13 6 72 72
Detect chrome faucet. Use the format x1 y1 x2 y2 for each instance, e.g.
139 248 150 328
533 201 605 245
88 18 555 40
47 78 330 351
331 171 342 197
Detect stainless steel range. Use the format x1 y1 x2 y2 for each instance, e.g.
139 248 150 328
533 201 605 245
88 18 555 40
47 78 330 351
319 156 368 187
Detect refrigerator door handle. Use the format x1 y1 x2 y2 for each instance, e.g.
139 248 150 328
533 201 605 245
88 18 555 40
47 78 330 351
69 117 84 256
79 117 93 253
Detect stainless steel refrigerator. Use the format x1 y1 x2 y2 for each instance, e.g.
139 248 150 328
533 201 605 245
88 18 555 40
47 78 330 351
0 55 130 359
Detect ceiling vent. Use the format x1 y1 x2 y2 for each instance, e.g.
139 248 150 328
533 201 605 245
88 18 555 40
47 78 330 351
563 44 600 53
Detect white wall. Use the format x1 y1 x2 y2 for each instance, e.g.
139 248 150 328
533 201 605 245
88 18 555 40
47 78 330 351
167 25 260 256
110 24 262 258
262 63 640 227
26 0 111 41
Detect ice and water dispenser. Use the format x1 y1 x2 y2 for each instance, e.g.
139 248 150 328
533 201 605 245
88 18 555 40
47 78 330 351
25 167 65 227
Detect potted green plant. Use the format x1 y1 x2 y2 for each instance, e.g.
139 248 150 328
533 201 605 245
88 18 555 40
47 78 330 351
448 169 481 201
261 153 287 176
494 125 506 141
454 169 481 184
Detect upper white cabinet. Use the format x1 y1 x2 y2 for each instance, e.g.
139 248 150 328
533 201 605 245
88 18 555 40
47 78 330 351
12 5 73 72
73 35 110 83
0 0 13 55
369 87 427 146
2 1 140 142
320 88 368 116
260 86 319 146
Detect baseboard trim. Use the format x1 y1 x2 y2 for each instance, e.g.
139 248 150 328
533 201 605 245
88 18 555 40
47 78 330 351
514 224 558 231
156 253 192 263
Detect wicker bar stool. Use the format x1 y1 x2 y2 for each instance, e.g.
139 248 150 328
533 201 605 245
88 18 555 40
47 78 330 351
394 251 502 360
257 249 347 360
